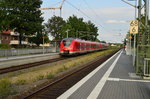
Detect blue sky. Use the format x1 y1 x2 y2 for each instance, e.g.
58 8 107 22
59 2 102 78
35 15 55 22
41 0 142 43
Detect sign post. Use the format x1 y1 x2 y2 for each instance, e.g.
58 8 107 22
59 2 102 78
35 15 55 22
130 20 138 66
130 20 138 34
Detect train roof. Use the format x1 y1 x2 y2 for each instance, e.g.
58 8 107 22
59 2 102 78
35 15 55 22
62 38 75 41
61 38 106 44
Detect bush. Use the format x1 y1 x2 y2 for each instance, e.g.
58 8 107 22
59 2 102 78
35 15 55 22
63 65 68 70
46 73 55 79
36 74 45 81
56 68 64 73
0 79 16 98
16 79 26 85
0 44 11 49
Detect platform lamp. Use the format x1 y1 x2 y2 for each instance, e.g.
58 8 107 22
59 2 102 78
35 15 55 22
122 0 138 66
42 29 45 54
66 29 69 38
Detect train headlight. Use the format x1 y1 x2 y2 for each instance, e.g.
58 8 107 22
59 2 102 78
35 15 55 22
67 47 71 50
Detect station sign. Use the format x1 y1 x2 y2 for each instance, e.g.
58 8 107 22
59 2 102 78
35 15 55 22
130 20 138 34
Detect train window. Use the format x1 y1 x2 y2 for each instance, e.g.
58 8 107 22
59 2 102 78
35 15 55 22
76 43 80 49
63 40 72 47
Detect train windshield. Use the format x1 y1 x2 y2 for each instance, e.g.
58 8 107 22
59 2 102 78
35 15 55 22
63 40 72 47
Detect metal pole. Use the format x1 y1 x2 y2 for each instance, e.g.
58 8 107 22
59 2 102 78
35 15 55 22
55 34 57 52
138 0 141 29
55 41 57 52
145 0 149 26
66 29 69 38
133 0 137 66
147 0 150 44
133 34 136 66
145 0 149 44
43 33 45 54
60 8 62 17
136 0 142 73
130 34 132 55
122 0 138 58
135 0 137 19
67 31 68 38
78 30 79 38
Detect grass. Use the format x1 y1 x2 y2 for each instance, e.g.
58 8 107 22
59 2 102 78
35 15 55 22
0 48 118 97
46 73 55 79
16 79 27 85
6 49 116 84
35 74 45 81
0 79 16 98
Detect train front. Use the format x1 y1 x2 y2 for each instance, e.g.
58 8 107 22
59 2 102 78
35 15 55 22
60 38 74 55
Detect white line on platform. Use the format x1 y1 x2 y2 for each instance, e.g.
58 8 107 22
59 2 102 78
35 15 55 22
107 77 120 81
87 50 122 99
107 77 150 83
57 50 121 99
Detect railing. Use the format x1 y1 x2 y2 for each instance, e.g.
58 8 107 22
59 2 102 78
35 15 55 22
144 58 150 76
136 45 150 76
0 47 60 57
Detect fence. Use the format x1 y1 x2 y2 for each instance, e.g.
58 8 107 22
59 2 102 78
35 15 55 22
0 47 60 57
144 58 150 76
136 45 150 76
0 41 61 57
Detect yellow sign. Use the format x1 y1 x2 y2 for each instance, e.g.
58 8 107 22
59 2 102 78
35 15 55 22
129 36 132 39
130 20 138 34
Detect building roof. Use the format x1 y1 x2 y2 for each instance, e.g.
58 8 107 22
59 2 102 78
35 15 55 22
1 30 11 34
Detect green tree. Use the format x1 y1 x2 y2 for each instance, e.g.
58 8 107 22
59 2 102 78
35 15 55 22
44 15 99 41
45 16 66 41
28 31 50 46
86 21 98 41
0 0 44 46
0 0 11 30
66 15 98 41
67 15 87 38
59 23 72 39
136 15 150 45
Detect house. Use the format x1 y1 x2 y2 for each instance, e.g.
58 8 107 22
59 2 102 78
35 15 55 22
0 30 11 45
0 30 28 48
0 30 51 48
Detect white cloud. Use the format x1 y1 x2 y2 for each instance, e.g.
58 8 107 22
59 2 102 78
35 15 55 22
41 6 134 23
106 20 127 23
98 33 125 43
41 6 133 43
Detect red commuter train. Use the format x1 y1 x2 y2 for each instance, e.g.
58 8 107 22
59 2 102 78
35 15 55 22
60 38 109 55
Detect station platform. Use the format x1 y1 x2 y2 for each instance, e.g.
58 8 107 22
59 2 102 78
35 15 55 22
57 50 150 99
0 53 59 69
0 53 58 62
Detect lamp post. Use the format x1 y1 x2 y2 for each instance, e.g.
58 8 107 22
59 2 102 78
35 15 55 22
122 0 138 66
66 29 69 38
42 32 45 54
129 0 137 66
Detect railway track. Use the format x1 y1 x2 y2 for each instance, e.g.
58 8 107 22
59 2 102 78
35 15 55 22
20 50 119 99
0 57 68 74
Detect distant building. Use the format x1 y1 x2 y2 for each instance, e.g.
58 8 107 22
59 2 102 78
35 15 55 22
111 44 117 46
0 30 51 48
0 30 28 48
0 30 11 45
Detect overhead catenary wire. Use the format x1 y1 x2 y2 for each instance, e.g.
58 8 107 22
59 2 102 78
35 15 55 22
65 0 110 33
49 1 62 8
40 0 66 16
83 0 106 24
82 0 113 32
